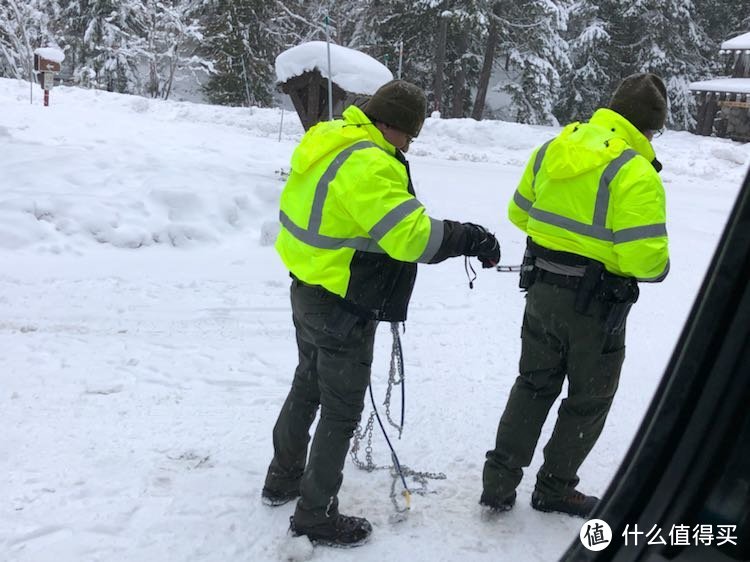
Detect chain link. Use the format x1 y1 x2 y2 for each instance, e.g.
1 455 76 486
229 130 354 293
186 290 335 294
350 323 446 514
384 323 404 436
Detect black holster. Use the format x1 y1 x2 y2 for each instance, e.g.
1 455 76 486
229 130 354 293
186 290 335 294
574 261 604 314
599 274 639 335
519 249 537 290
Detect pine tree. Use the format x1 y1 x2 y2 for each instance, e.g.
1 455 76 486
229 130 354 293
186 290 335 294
58 0 145 92
616 0 712 130
443 2 487 117
0 0 60 80
137 0 207 99
359 0 488 117
696 0 750 79
555 1 612 123
201 0 280 107
359 0 441 102
497 0 571 125
696 0 749 48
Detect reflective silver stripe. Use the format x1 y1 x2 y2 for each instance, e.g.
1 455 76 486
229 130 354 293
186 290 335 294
308 141 379 233
524 147 651 243
613 223 667 244
529 207 613 241
514 190 533 211
528 211 667 245
417 217 445 263
638 259 670 282
535 258 586 277
531 139 553 192
369 198 423 242
593 149 638 226
280 211 385 253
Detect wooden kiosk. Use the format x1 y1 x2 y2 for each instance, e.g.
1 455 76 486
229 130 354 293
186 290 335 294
279 70 349 131
690 32 750 142
275 42 393 132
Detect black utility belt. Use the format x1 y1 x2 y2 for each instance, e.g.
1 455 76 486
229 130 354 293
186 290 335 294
535 269 582 290
521 255 639 335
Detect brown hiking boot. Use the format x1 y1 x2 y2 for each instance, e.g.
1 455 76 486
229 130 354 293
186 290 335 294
531 489 599 518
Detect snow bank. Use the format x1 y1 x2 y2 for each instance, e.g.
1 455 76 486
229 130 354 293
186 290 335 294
0 76 748 255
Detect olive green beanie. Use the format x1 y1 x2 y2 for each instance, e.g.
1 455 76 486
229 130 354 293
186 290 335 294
609 73 668 132
363 80 427 137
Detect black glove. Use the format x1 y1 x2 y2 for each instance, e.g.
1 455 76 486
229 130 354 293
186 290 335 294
463 223 501 268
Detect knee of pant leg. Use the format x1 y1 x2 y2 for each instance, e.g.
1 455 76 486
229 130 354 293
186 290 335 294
319 403 364 434
517 368 565 397
562 394 613 417
320 417 361 440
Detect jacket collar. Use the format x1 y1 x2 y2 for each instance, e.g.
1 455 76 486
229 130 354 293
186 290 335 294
589 108 656 162
342 105 396 155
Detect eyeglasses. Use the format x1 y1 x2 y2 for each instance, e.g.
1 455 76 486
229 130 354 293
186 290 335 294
388 125 414 148
653 127 665 138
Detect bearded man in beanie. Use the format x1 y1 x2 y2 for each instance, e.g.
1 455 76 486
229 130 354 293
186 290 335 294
480 73 670 518
262 79 501 546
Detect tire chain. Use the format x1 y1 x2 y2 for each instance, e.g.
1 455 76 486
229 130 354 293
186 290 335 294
350 323 446 513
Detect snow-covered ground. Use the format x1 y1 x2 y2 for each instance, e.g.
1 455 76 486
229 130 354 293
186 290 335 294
1 77 748 562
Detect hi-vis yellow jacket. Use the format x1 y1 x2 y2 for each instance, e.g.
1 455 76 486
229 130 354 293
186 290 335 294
508 108 670 281
276 105 446 321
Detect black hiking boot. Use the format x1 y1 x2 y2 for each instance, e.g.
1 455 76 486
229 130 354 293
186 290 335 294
261 486 300 507
479 490 516 513
531 489 599 518
289 514 372 548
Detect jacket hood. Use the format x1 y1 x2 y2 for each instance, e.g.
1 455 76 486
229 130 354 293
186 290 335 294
289 105 395 174
544 108 657 180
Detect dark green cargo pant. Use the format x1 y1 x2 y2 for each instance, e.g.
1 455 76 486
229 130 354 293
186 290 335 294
483 277 626 500
264 279 377 526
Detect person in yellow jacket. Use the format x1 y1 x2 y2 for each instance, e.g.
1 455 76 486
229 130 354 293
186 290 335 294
262 79 501 547
480 73 670 518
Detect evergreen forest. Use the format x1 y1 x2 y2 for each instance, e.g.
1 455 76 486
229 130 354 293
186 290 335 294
2 0 748 129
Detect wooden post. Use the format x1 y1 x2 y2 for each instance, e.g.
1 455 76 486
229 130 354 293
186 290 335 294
694 92 708 134
715 93 728 138
729 49 750 78
701 92 719 136
433 12 450 113
307 72 320 125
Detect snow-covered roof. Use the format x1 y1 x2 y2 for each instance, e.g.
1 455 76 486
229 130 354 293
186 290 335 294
275 41 393 96
33 47 65 63
721 32 750 51
689 78 750 95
